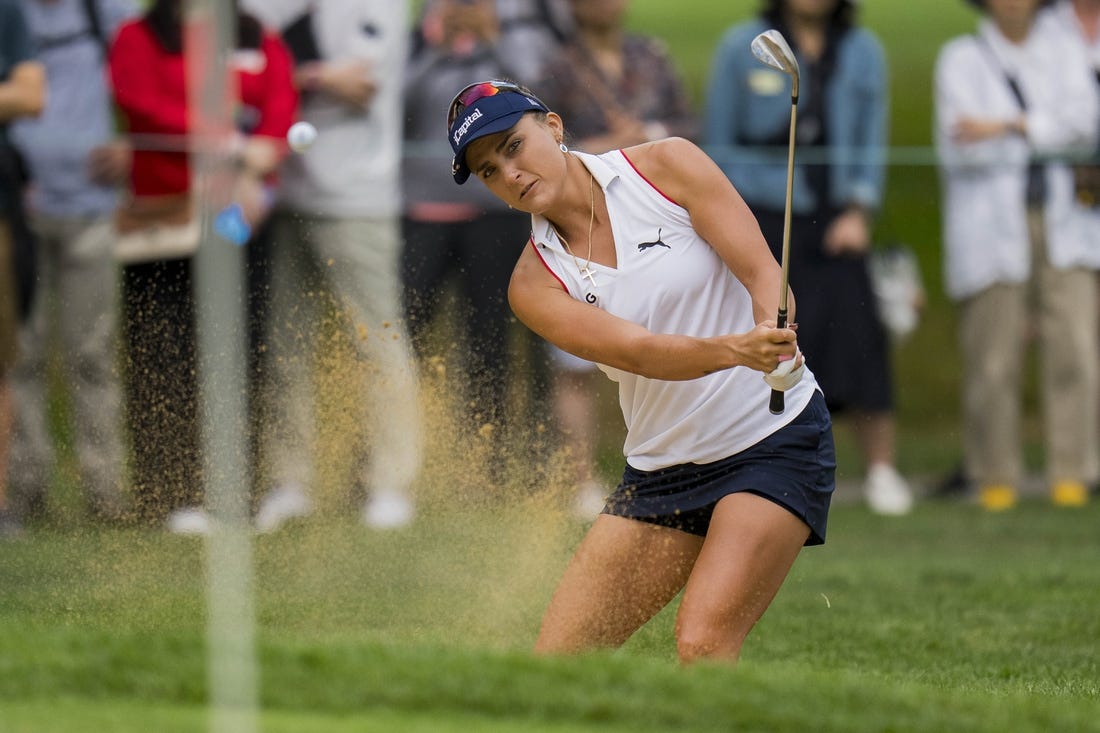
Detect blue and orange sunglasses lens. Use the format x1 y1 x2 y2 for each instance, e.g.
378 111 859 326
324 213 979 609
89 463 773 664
447 80 524 128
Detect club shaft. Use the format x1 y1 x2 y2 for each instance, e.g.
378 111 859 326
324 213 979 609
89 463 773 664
770 94 798 415
778 99 796 314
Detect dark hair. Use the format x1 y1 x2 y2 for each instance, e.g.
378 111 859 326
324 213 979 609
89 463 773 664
145 0 264 55
762 0 856 30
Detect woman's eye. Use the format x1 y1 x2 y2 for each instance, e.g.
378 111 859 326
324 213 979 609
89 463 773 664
508 139 521 153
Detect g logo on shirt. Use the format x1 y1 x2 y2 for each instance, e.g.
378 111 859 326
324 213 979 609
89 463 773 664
585 292 597 304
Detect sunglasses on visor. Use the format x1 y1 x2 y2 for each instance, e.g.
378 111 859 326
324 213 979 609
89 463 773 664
447 80 528 128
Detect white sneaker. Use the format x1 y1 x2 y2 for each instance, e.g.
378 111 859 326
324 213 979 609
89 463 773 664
572 481 607 519
864 463 914 516
166 506 212 535
362 490 414 530
254 483 313 534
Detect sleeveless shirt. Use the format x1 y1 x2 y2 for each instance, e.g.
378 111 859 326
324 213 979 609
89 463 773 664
530 149 819 470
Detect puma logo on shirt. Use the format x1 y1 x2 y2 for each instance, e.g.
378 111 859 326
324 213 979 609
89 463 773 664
638 229 670 252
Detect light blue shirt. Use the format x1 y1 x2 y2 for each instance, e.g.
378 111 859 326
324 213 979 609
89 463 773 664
11 0 137 218
702 18 888 215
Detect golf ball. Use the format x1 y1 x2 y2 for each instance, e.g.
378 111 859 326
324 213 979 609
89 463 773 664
287 121 317 152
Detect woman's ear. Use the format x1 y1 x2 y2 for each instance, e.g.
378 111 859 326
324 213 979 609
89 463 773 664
546 112 565 142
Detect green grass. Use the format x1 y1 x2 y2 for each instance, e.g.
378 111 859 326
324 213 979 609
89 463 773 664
2 498 1099 731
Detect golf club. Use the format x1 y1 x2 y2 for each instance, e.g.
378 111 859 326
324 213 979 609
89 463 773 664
750 29 800 415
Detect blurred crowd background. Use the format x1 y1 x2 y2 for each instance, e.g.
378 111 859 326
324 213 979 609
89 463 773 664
1 0 1098 539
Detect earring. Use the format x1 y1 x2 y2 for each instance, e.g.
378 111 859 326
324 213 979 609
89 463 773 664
560 142 569 153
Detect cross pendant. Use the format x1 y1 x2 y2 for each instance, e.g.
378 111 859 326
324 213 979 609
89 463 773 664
579 266 597 287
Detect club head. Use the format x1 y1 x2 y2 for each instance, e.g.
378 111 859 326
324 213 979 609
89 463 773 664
751 29 800 99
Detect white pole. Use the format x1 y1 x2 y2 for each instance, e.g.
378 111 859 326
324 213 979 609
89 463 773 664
184 2 259 732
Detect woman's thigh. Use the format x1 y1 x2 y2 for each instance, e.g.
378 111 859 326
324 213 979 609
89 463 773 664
675 492 811 661
535 514 704 654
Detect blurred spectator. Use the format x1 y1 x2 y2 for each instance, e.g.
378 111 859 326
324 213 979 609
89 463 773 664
0 0 46 538
1045 1 1100 95
107 0 298 531
534 0 696 517
494 0 571 84
1045 0 1100 495
536 0 695 152
704 0 912 516
243 0 422 531
935 0 1100 510
402 0 546 453
6 0 136 531
1047 1 1100 202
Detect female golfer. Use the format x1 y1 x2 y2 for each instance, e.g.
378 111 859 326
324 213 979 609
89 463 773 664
447 80 835 663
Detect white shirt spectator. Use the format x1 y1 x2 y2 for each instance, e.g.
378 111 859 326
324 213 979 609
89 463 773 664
935 16 1100 300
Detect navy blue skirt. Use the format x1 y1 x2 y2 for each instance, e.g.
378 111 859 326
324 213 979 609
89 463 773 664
603 392 836 545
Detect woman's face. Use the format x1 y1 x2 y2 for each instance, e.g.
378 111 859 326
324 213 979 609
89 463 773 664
569 0 629 32
785 0 840 22
984 0 1043 25
463 112 570 215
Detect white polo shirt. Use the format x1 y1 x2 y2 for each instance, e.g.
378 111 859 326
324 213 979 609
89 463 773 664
530 150 818 471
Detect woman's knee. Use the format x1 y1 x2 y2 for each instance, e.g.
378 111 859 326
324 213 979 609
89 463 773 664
674 611 749 664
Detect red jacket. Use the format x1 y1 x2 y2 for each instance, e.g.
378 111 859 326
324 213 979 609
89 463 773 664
108 18 299 197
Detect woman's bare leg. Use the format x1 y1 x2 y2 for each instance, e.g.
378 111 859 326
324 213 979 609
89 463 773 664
535 514 704 654
674 492 810 664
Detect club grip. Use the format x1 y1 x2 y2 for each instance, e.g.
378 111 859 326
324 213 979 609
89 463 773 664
769 387 785 415
769 309 788 415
